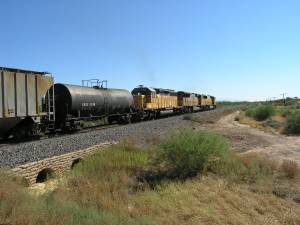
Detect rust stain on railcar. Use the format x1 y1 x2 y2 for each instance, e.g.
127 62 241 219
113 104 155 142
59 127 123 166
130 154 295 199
3 71 16 118
16 72 27 117
27 75 37 116
37 75 53 114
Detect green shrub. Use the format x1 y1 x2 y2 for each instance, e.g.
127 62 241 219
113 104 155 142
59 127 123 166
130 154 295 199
245 108 255 117
264 119 281 129
149 129 230 179
284 112 300 135
280 108 292 117
140 129 283 187
246 105 275 121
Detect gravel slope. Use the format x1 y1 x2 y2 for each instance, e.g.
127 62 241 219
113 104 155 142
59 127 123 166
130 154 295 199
0 109 223 168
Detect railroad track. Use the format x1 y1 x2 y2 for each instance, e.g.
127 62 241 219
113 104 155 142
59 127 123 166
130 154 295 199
0 109 222 168
0 108 216 148
0 123 122 147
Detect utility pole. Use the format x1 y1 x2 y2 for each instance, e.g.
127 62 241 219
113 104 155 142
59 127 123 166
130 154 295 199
272 97 276 105
280 93 287 105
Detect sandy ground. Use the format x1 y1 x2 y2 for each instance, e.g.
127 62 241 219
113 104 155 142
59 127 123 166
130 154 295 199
213 111 300 166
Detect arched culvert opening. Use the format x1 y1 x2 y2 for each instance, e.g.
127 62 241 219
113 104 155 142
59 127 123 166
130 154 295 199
36 168 54 183
71 158 83 169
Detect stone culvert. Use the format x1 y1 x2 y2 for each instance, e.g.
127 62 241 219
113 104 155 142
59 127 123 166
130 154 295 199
11 142 116 185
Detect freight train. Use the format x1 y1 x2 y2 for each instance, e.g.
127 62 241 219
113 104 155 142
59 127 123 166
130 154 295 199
0 67 216 140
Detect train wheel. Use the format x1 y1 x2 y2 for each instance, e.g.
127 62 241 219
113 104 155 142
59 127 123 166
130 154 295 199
117 115 131 124
151 112 156 120
12 126 30 141
1 133 10 140
155 111 160 119
131 113 141 123
108 117 114 124
126 114 132 124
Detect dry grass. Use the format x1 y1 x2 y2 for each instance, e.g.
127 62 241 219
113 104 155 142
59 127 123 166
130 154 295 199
273 115 286 123
0 170 39 225
239 112 286 134
133 175 299 225
281 160 299 179
0 136 299 225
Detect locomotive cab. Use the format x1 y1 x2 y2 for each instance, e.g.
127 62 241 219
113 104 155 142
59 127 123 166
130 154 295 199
131 86 156 109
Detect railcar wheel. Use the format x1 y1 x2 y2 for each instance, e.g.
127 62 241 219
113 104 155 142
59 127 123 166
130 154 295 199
155 111 161 119
12 127 30 141
108 117 114 124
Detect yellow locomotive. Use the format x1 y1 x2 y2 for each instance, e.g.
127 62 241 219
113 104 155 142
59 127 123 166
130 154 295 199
177 91 199 112
131 85 216 119
198 95 216 109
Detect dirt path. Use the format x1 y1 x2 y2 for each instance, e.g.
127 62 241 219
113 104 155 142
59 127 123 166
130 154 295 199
213 112 300 166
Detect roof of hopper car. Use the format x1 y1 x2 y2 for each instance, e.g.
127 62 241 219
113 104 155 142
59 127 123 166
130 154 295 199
0 66 51 75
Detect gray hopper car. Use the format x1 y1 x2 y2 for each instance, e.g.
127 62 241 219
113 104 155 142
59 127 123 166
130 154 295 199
0 67 54 139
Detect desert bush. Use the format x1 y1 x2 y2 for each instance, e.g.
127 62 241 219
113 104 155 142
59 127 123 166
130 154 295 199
245 108 255 117
280 160 298 179
264 119 281 129
283 112 300 135
141 129 282 185
211 153 277 183
279 107 292 117
246 105 275 121
145 129 230 180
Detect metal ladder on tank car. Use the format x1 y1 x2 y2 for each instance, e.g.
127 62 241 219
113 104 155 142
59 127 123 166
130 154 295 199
46 86 55 131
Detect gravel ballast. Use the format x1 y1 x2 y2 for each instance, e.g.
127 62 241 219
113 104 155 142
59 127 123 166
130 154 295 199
0 110 223 168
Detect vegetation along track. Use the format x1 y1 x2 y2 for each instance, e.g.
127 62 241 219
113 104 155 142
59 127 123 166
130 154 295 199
0 109 224 168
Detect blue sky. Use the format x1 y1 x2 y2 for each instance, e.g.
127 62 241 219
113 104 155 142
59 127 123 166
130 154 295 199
0 0 299 101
